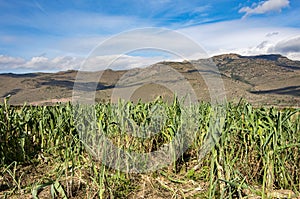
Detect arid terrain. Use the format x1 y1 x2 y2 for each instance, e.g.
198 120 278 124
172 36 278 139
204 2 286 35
1 53 300 107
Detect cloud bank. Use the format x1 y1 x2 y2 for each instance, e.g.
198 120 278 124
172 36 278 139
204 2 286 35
239 0 290 17
180 19 300 60
270 36 300 53
0 54 177 73
0 55 81 73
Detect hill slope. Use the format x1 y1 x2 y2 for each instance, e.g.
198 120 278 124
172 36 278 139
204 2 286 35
1 54 300 106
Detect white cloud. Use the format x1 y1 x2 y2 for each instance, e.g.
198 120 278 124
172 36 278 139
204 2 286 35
25 56 49 68
2 18 300 73
23 56 81 71
0 53 175 73
179 19 300 60
267 36 300 60
0 55 25 66
2 29 300 73
239 0 290 17
269 36 300 53
0 55 82 72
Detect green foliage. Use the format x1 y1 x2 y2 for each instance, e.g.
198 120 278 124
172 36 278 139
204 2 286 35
0 98 299 198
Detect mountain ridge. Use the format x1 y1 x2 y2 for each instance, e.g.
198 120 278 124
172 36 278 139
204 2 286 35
1 53 300 107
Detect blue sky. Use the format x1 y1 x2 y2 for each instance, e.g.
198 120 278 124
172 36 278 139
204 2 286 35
0 0 300 73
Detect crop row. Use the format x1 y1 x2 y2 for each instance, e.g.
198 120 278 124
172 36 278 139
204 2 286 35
0 97 299 198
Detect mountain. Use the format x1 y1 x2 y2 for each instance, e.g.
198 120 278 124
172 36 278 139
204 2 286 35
1 54 300 107
213 53 300 106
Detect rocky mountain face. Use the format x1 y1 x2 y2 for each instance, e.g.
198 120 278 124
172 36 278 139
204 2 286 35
1 54 300 107
214 53 300 86
212 54 300 106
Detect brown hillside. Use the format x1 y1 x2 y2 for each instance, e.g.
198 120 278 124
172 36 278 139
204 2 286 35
1 54 299 107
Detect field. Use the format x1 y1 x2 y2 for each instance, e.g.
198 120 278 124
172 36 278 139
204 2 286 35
1 96 300 198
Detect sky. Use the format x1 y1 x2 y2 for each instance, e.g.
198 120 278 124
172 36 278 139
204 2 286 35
0 0 300 73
